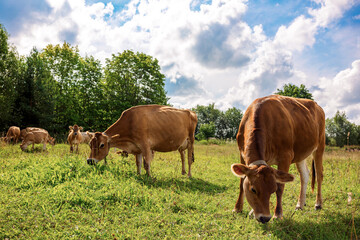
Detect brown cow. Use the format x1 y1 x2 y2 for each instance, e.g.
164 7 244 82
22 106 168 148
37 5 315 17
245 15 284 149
20 130 55 151
87 105 198 177
5 126 21 144
231 95 325 223
67 125 83 153
20 127 48 140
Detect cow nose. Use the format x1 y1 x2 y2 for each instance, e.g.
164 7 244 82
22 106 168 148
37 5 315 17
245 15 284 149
74 132 77 136
87 159 95 165
258 216 271 224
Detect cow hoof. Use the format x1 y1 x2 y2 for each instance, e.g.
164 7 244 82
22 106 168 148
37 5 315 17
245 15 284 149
232 208 241 213
315 204 322 210
182 171 186 175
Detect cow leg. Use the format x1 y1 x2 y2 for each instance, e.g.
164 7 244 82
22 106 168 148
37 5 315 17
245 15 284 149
70 144 73 153
296 160 309 210
233 154 246 213
143 148 153 176
233 177 245 213
313 147 324 210
43 143 47 151
187 141 194 178
274 159 291 219
32 143 35 151
179 150 186 175
136 153 143 174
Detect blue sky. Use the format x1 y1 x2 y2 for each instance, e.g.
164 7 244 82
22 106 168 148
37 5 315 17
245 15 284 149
0 0 360 122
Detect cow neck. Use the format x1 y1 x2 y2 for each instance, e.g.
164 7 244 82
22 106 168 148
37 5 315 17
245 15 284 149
248 160 268 167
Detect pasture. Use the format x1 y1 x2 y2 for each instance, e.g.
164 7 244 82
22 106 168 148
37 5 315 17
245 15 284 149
0 142 359 239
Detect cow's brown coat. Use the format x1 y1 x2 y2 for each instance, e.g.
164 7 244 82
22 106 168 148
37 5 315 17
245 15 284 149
87 105 198 177
20 130 55 151
231 95 325 223
67 125 83 153
5 126 20 144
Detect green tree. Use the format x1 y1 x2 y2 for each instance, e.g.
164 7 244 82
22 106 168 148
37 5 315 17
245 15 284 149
76 55 104 131
40 42 105 133
197 122 216 140
103 50 168 124
325 111 358 147
275 83 313 99
13 48 55 129
215 107 242 139
0 24 21 131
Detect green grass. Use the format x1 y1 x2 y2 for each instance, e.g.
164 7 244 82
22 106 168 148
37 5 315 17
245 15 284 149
0 142 359 239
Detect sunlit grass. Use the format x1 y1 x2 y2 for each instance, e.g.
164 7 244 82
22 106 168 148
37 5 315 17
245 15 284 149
0 142 359 239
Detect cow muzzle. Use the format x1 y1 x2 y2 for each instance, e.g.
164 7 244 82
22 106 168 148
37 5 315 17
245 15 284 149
257 215 272 224
87 158 98 165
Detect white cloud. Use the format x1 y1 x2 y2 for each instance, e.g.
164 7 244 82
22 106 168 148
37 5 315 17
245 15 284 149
5 0 360 123
309 0 356 27
314 59 360 123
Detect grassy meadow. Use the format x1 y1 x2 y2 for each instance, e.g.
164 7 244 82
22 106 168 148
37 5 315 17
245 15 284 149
0 141 359 239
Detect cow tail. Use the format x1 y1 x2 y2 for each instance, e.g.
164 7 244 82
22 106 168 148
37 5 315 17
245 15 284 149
192 152 195 162
311 158 315 193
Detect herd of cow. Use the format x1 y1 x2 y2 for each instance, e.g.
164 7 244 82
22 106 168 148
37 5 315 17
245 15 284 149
1 125 94 153
1 95 326 224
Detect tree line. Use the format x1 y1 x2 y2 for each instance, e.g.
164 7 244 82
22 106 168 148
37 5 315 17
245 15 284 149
0 24 167 139
1 24 360 146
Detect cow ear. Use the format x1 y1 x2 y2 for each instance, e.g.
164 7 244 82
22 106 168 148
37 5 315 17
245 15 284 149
79 127 83 130
86 131 94 138
69 126 73 130
231 163 250 178
273 169 294 183
109 134 120 143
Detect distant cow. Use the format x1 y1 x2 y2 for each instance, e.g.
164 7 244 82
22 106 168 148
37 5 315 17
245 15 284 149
87 105 198 177
68 125 83 153
20 127 48 140
20 130 55 151
231 95 325 223
82 131 94 144
5 126 20 144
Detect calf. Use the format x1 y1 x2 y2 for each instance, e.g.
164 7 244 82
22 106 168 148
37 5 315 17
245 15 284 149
67 125 83 153
231 95 325 223
20 131 55 151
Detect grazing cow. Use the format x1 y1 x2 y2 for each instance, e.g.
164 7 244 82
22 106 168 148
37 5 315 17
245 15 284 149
67 125 83 153
231 95 325 223
20 130 55 151
87 105 198 177
5 126 20 144
20 127 48 140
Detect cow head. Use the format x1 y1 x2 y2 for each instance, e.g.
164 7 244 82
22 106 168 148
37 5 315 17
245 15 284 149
48 137 56 146
87 132 118 165
69 125 83 136
231 163 294 223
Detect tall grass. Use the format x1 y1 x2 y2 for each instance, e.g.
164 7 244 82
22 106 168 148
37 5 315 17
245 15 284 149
0 142 359 239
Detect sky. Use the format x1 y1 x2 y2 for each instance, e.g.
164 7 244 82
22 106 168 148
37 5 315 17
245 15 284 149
1 0 360 123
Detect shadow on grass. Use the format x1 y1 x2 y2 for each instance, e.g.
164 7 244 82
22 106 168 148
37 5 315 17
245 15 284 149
133 174 228 195
93 162 228 195
259 211 359 240
22 147 48 153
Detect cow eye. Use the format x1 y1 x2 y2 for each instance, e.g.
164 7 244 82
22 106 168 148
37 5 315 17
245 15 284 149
251 187 257 194
99 143 105 149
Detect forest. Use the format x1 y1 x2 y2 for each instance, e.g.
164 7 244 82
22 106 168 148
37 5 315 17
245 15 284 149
1 24 359 146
